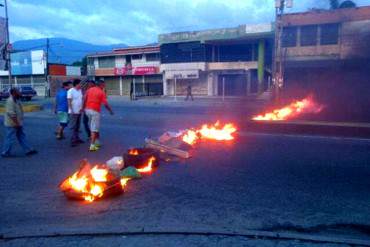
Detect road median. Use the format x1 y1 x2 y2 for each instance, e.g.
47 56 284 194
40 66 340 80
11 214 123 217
245 120 370 139
0 104 43 113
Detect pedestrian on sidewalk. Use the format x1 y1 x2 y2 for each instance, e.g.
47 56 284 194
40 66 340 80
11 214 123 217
54 81 72 139
1 88 37 157
83 79 114 152
82 80 95 139
67 79 84 147
185 84 194 101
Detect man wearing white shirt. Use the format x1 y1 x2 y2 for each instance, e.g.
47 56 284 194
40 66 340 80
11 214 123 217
67 79 84 147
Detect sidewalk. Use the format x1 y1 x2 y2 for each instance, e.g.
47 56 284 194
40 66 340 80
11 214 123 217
107 95 269 110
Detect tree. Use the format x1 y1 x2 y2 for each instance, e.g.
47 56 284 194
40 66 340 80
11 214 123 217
339 0 357 8
71 57 87 75
330 0 339 9
329 0 356 9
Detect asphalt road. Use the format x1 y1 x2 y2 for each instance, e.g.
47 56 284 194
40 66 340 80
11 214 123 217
1 99 370 246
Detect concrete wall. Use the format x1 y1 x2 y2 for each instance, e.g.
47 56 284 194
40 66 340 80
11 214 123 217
166 72 208 96
207 61 257 70
341 20 370 59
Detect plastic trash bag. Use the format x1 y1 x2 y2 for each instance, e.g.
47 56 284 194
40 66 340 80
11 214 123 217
120 166 142 179
106 156 124 170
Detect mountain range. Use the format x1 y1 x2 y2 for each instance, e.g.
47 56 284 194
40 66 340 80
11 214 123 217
12 38 128 65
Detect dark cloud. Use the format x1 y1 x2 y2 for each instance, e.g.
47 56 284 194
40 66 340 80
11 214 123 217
7 0 370 45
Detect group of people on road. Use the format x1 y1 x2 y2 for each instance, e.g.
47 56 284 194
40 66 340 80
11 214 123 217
1 78 114 158
55 79 113 151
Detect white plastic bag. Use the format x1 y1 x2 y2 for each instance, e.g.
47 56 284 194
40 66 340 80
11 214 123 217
106 156 124 170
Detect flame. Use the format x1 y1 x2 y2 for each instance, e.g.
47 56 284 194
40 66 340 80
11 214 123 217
199 122 236 141
137 156 156 173
181 122 237 145
129 149 139 155
69 172 88 192
90 166 108 182
120 178 131 188
182 130 199 145
62 165 112 202
252 97 322 121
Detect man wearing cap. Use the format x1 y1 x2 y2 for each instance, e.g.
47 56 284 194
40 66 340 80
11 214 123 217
83 79 114 151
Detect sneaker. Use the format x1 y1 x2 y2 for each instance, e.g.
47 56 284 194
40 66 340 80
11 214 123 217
89 144 99 152
95 140 101 148
26 150 38 156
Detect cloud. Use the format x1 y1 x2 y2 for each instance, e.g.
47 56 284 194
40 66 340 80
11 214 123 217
7 0 370 45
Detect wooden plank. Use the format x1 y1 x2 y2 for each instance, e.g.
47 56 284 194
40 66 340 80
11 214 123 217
145 138 191 159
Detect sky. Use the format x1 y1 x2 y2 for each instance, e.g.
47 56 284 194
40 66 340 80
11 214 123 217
5 0 370 45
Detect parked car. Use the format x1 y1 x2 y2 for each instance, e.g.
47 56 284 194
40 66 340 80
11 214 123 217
19 86 37 101
0 88 10 100
0 86 37 101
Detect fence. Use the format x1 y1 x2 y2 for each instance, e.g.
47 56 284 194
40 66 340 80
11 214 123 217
0 76 48 96
0 75 87 97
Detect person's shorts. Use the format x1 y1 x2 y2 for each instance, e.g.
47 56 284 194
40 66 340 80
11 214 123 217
85 109 101 132
57 111 68 127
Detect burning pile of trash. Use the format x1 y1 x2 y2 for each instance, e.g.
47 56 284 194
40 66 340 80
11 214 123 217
252 97 323 121
59 122 237 203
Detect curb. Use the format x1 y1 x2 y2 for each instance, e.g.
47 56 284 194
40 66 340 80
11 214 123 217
0 104 43 113
244 120 370 139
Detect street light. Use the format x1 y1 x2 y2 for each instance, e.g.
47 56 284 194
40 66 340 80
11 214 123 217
0 0 11 85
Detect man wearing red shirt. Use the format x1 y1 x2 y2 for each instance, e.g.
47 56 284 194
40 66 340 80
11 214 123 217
83 80 114 151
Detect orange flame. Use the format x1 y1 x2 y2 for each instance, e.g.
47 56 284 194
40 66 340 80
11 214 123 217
137 156 156 173
120 178 131 188
63 165 110 202
182 130 199 145
129 149 139 155
199 122 236 141
181 122 237 145
252 97 322 121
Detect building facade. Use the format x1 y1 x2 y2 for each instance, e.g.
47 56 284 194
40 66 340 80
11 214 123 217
159 24 274 97
278 6 370 119
87 46 163 97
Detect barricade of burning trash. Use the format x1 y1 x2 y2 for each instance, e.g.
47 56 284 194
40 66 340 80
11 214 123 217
146 121 237 158
59 122 237 203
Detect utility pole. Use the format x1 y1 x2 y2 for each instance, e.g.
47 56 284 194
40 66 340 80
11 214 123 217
2 0 11 85
273 0 293 102
45 38 49 97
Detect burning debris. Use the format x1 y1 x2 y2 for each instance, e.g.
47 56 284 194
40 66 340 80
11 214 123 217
59 160 125 202
59 122 237 203
252 97 323 121
124 148 160 174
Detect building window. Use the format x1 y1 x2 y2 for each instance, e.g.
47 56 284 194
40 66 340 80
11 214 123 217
300 25 318 46
282 26 297 47
320 23 339 45
146 53 160 61
132 54 143 60
160 42 206 63
98 57 115 68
